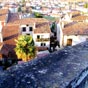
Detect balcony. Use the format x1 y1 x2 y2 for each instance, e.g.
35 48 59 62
36 38 50 42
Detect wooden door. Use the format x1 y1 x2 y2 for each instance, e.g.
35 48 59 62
67 39 72 46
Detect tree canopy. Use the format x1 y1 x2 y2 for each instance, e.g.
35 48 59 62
34 12 43 18
22 0 25 3
18 7 22 12
15 35 36 62
84 3 88 8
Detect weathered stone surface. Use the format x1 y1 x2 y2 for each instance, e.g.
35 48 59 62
0 42 88 88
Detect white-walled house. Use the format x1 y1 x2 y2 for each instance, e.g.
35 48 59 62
63 22 88 46
3 3 18 13
19 18 51 48
0 12 51 49
20 24 34 36
57 21 88 47
56 10 88 48
62 10 88 23
56 21 63 48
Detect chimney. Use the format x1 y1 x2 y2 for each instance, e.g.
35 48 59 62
19 13 22 19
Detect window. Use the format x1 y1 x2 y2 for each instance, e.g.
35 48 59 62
22 27 26 32
41 43 43 46
41 43 46 46
29 27 33 31
37 35 40 39
44 43 46 46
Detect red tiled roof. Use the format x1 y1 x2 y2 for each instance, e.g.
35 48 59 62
2 25 19 38
0 24 19 59
0 9 9 21
72 15 88 22
0 9 9 15
63 22 88 35
34 23 51 33
0 14 7 21
2 25 19 45
7 18 50 33
8 13 19 23
8 18 49 25
71 11 80 16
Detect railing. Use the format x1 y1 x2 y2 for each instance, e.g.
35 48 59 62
36 38 50 42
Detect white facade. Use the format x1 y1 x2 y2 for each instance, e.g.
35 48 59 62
9 7 18 13
0 21 3 33
20 24 34 36
63 35 88 46
56 21 88 47
56 22 63 47
33 33 50 47
20 24 50 48
62 13 72 22
0 21 4 42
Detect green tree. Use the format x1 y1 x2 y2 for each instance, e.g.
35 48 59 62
51 22 56 33
18 7 22 12
84 3 88 8
34 12 43 18
84 3 88 13
14 35 36 62
22 0 25 3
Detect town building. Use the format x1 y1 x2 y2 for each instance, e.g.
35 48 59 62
57 21 88 47
56 10 88 47
0 8 51 56
18 18 51 49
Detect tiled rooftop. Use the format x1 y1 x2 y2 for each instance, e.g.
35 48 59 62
34 23 51 33
7 18 50 33
0 8 9 21
8 13 19 23
63 22 88 35
0 14 7 21
71 15 88 22
8 18 49 25
0 9 9 15
2 25 19 39
1 25 19 58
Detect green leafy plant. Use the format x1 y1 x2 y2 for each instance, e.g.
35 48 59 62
34 12 43 18
84 3 88 8
14 35 36 62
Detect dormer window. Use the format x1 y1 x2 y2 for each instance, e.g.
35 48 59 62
22 27 26 32
29 27 33 31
